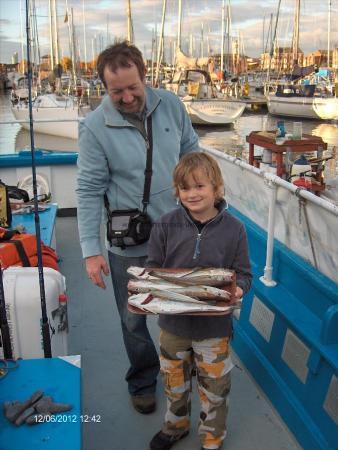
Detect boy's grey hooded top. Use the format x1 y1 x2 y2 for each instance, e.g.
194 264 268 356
146 201 252 340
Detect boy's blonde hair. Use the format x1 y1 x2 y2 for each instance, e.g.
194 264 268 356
173 152 224 202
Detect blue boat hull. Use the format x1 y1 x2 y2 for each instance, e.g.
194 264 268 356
231 206 338 450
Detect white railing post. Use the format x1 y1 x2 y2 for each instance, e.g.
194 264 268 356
260 179 277 287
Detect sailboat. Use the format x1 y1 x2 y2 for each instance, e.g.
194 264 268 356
11 93 90 140
165 0 245 125
266 0 338 120
166 63 245 125
11 0 90 139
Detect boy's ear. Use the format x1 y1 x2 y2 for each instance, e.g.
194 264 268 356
215 185 224 199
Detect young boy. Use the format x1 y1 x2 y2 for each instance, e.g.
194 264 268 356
146 152 252 450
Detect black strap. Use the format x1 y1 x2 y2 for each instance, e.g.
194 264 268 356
142 115 153 213
4 240 31 267
104 193 111 217
104 115 153 215
0 229 17 241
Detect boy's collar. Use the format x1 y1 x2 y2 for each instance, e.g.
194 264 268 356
182 199 228 224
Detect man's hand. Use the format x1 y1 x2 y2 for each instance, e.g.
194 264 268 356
85 255 110 289
234 286 243 299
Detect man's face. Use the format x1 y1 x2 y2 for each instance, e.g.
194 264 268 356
104 63 146 114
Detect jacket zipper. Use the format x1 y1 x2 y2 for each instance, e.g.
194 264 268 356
193 232 202 260
182 209 220 260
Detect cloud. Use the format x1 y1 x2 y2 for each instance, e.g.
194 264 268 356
0 0 337 63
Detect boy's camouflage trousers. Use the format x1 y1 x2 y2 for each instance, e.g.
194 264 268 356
159 329 234 450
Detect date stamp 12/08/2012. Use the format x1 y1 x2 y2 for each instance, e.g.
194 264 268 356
33 414 101 423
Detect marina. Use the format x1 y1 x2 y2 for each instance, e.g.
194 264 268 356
1 95 338 449
1 1 338 450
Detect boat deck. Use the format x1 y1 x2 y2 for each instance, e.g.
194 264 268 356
56 216 300 450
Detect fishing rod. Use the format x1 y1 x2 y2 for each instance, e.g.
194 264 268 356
0 263 13 360
25 0 52 358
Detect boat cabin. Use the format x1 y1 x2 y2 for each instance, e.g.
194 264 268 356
166 69 217 99
275 84 315 98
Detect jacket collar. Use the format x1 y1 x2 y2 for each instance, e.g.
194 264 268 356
102 86 161 127
180 199 228 225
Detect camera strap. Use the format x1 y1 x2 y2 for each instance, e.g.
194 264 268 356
104 114 153 216
142 115 153 214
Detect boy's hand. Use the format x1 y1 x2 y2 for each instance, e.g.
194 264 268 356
85 255 110 289
234 286 243 299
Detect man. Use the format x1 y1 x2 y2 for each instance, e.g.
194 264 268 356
76 42 199 415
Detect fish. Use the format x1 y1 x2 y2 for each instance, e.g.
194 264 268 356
127 266 234 287
127 266 196 280
128 279 231 302
150 272 232 287
148 289 211 305
128 293 240 315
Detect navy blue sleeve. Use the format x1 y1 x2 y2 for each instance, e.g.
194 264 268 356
145 221 167 268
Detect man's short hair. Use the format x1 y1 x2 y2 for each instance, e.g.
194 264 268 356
97 41 146 87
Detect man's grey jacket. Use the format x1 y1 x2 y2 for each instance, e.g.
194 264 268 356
77 86 199 258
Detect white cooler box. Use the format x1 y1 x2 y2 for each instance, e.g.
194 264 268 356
0 267 68 359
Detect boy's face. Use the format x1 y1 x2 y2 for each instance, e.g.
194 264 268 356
178 170 218 221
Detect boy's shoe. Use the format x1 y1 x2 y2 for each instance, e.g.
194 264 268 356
150 430 189 450
131 394 156 414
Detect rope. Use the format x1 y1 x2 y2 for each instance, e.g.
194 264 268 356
294 187 318 269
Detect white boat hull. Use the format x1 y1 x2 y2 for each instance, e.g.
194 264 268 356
11 106 86 139
205 147 338 285
313 97 338 120
11 94 90 139
267 94 338 120
183 99 245 125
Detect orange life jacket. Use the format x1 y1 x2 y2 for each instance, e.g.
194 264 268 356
0 227 59 271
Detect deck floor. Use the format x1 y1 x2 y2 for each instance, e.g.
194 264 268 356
56 216 301 450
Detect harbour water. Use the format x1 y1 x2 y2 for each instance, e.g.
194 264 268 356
1 92 338 174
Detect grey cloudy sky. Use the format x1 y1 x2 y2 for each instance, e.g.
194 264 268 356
0 0 337 63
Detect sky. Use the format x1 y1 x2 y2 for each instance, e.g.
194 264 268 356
0 0 337 64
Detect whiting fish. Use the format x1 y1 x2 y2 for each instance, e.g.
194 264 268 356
128 293 240 315
148 289 211 305
128 279 231 302
127 266 196 280
127 266 236 315
128 266 234 287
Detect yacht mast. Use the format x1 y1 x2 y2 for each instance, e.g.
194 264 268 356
292 0 300 66
48 0 54 70
189 34 193 56
177 0 182 51
266 0 282 86
221 0 225 73
127 0 134 44
82 0 87 72
327 0 331 67
52 0 60 65
71 8 77 79
65 0 76 84
19 0 25 73
155 0 167 87
226 0 232 73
